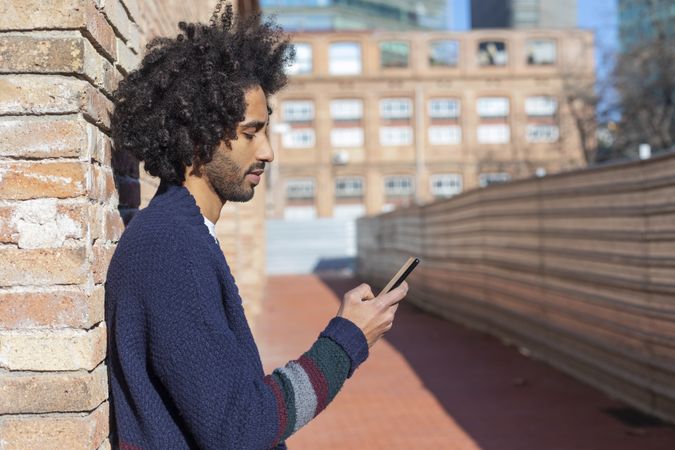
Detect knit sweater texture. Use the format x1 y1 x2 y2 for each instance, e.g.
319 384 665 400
105 181 369 449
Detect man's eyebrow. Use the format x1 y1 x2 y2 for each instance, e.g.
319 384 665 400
239 119 269 131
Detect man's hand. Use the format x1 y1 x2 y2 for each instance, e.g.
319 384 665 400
336 282 409 348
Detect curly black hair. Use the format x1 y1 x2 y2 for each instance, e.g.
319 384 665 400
110 2 294 184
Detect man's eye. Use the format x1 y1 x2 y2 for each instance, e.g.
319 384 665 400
244 133 255 140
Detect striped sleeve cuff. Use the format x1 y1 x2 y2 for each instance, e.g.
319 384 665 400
319 316 369 378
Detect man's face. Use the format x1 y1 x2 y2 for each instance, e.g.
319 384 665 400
204 85 274 203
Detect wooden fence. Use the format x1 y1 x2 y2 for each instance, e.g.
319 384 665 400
357 152 675 423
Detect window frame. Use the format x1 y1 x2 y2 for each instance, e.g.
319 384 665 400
380 98 413 119
477 40 509 67
282 128 316 148
329 41 362 75
429 39 460 67
335 176 365 198
384 175 415 196
286 178 316 199
430 173 463 198
379 40 410 69
286 42 313 75
380 126 413 146
281 100 315 122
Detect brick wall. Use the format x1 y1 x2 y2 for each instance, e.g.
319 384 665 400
0 0 142 447
0 2 268 447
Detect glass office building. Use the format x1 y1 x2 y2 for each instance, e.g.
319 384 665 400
618 0 675 50
471 0 577 29
261 0 448 31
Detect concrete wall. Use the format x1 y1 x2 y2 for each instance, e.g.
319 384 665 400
0 0 267 447
357 152 675 423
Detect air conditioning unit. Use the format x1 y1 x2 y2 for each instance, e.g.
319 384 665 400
332 151 349 165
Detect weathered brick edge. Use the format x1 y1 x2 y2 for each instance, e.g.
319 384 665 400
0 0 141 448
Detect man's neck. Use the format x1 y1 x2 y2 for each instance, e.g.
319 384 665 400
182 170 223 224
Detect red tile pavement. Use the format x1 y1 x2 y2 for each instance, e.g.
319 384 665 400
253 274 675 450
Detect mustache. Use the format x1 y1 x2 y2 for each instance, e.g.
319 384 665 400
247 163 265 173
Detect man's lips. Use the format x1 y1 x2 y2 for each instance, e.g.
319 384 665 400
246 170 264 184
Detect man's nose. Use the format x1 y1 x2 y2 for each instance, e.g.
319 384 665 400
258 135 274 163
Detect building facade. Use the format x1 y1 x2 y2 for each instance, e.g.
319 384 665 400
267 29 594 220
261 0 448 31
471 0 577 29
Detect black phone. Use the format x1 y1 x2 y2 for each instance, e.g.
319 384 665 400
378 257 420 296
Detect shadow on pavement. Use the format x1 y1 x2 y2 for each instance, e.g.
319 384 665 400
316 273 675 450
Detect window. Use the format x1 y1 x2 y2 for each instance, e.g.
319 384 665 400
478 41 508 66
428 126 462 145
282 100 314 122
330 128 364 147
286 43 312 75
380 126 413 146
282 129 315 148
527 125 559 143
380 41 409 68
335 176 364 197
525 96 558 116
429 40 459 67
526 40 557 65
479 173 511 187
286 178 315 199
428 99 460 119
380 98 412 119
384 176 414 196
477 124 510 144
330 99 363 121
477 97 509 118
329 42 362 75
430 174 463 198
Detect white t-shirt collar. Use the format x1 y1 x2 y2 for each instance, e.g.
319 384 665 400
203 216 218 243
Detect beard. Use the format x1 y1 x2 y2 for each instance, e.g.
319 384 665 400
204 148 260 203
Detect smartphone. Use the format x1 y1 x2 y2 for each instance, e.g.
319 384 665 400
378 257 420 296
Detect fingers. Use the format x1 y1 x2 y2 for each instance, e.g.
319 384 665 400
347 283 375 302
378 281 408 307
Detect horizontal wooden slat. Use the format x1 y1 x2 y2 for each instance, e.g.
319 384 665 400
358 152 675 424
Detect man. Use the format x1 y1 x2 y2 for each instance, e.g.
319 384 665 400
105 3 408 449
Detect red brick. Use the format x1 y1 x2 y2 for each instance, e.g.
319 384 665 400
0 33 112 93
97 131 114 167
0 246 88 287
115 36 140 75
83 83 113 131
0 161 87 200
0 1 116 62
0 402 108 450
0 200 87 246
97 0 132 41
0 286 103 330
92 242 116 284
0 364 107 414
119 0 140 24
104 209 125 241
0 76 111 128
0 33 86 73
0 115 89 160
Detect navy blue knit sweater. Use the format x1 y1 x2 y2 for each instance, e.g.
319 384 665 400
105 181 369 449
